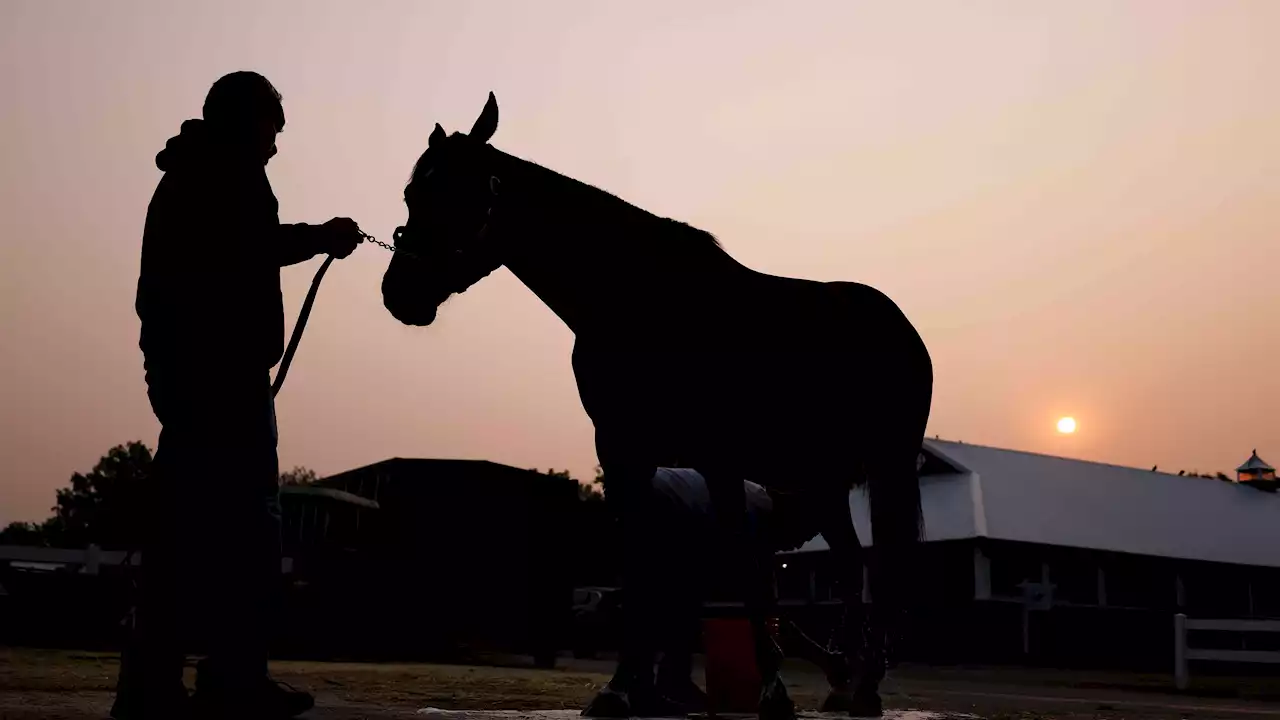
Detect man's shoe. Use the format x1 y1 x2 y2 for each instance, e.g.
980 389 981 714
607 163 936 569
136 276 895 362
109 684 190 720
190 675 314 719
110 654 188 720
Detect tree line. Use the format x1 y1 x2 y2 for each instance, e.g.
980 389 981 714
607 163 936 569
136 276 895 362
1 441 609 549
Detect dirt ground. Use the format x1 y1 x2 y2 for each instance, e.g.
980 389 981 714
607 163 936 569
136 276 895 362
2 648 1279 720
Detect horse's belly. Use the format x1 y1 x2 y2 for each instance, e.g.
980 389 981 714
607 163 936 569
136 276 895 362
595 347 854 468
575 336 873 457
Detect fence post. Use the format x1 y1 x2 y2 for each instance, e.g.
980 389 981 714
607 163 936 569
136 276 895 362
84 544 101 576
1174 613 1189 690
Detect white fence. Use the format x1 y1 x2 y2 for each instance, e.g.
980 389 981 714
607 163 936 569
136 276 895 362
1173 612 1280 690
0 544 129 574
0 544 294 575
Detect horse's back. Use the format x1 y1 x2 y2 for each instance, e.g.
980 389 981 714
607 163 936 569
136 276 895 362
571 276 932 473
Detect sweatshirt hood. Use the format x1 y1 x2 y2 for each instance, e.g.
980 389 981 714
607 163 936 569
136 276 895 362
155 119 215 173
155 119 263 172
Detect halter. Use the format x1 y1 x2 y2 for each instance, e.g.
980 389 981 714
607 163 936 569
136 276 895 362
375 173 503 262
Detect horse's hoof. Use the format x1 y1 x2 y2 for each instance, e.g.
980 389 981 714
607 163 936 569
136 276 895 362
581 684 633 718
653 677 708 716
845 689 883 719
634 691 693 718
757 697 797 720
757 677 796 720
820 688 854 713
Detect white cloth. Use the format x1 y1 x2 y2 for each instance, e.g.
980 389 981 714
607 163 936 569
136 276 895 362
648 467 773 517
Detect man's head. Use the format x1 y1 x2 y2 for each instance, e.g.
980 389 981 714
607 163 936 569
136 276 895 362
202 71 285 164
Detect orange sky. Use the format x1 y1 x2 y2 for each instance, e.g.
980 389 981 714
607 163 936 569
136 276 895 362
2 1 1278 525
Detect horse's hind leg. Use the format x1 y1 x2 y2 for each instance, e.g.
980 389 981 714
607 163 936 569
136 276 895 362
777 617 851 694
838 441 926 717
749 580 793 720
813 484 880 716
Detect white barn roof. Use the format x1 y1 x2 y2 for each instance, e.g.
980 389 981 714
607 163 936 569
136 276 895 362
788 439 1280 568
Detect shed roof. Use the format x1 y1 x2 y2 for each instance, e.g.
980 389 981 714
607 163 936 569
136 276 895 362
280 485 381 509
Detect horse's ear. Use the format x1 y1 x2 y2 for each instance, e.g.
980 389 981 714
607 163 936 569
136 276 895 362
429 123 446 147
469 91 499 144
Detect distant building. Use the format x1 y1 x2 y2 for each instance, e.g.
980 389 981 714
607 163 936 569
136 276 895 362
1236 450 1277 490
280 484 381 560
303 458 579 666
0 465 577 661
777 439 1280 671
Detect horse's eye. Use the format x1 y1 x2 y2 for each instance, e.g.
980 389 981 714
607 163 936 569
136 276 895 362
393 227 405 242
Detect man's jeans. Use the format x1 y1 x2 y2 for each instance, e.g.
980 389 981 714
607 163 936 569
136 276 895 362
118 372 282 695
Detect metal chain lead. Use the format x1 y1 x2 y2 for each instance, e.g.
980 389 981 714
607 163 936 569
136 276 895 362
360 231 418 259
359 231 396 254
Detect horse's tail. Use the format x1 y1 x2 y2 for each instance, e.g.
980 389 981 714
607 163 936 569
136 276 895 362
865 443 926 548
866 446 925 586
864 452 922 668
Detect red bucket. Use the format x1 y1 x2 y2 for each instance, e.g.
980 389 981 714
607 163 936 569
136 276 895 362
702 617 779 716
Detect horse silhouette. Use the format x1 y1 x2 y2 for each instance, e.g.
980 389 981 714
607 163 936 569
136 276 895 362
381 92 933 720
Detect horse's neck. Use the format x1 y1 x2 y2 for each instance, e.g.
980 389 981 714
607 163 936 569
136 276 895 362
491 149 749 338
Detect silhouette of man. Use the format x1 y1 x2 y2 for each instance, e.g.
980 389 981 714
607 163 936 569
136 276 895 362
113 71 363 720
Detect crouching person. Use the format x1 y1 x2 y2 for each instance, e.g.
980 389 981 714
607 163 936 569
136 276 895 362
583 467 856 718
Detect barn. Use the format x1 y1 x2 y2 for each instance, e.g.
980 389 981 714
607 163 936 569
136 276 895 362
305 458 580 665
775 439 1280 671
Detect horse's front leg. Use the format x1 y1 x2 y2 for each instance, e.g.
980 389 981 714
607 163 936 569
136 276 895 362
581 428 666 718
703 470 795 720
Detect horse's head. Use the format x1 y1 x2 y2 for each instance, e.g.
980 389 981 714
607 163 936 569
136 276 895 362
382 92 504 327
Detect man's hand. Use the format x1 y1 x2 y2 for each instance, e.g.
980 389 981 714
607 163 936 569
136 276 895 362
321 217 363 259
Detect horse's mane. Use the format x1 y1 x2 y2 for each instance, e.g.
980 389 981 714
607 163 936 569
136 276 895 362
409 141 724 254
521 154 726 257
665 218 722 250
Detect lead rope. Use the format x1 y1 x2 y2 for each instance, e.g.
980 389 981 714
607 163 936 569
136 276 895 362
271 255 334 398
271 230 389 397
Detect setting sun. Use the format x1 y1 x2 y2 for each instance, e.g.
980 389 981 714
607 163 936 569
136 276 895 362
1057 417 1078 434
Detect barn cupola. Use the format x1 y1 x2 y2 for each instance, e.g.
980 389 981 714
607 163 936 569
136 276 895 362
1236 450 1276 491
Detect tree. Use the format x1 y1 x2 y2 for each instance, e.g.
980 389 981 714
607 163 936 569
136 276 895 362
0 521 47 546
280 466 318 486
530 467 604 502
580 466 606 503
7 443 330 550
575 466 616 586
48 441 154 549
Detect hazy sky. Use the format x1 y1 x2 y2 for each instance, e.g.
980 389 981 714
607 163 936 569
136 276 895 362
3 1 1278 525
